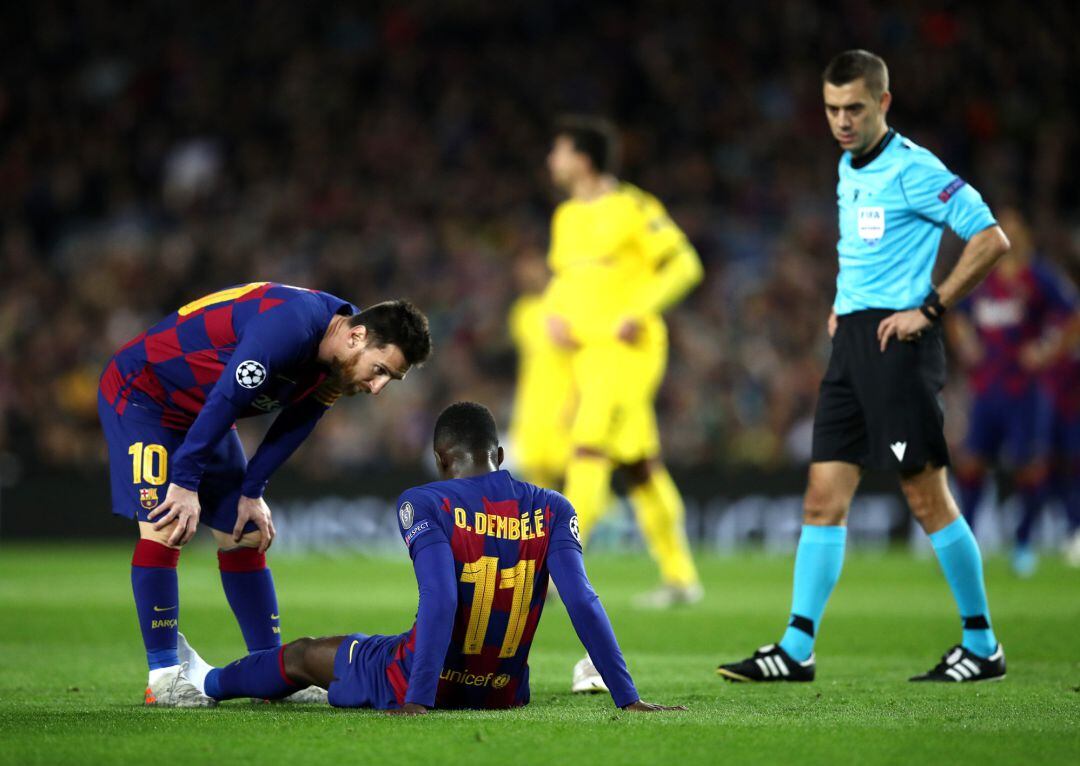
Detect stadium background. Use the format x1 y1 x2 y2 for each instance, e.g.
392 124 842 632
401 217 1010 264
0 1 1077 551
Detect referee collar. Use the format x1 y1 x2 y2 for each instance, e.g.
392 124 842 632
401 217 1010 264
850 128 895 170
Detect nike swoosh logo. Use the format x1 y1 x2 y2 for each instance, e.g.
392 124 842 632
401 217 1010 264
270 613 280 620
152 605 177 612
348 639 360 664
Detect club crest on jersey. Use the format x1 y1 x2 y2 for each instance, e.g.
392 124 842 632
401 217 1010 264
236 360 267 389
399 501 414 529
857 206 886 244
139 488 159 510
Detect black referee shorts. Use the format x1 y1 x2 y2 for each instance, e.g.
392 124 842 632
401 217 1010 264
811 309 950 473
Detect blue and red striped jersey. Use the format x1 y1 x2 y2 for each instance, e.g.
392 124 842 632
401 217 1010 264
392 470 583 709
961 261 1077 397
99 282 358 494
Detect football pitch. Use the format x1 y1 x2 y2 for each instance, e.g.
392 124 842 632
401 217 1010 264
1 544 1077 765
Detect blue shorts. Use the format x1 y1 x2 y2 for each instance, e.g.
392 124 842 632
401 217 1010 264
98 395 255 535
965 388 1053 466
327 632 406 709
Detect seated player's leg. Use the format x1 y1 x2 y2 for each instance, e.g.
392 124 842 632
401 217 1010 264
199 636 345 702
901 466 1005 681
98 395 215 706
200 430 282 655
563 344 620 543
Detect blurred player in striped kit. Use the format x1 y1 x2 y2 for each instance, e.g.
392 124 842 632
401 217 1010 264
948 209 1080 575
542 116 704 693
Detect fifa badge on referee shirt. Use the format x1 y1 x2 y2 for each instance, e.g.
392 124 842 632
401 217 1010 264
857 207 886 244
139 488 159 510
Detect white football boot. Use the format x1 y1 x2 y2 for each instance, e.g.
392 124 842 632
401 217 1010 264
144 662 217 707
571 654 609 694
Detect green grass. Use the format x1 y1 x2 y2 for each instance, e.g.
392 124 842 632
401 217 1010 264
1 544 1078 765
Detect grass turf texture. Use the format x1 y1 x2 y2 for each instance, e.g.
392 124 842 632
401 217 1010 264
1 544 1078 765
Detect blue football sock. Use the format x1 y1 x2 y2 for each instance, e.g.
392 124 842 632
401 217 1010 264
204 647 296 700
131 540 181 670
929 517 998 658
218 548 281 652
778 525 847 662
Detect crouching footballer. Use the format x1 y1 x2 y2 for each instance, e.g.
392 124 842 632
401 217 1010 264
179 402 683 714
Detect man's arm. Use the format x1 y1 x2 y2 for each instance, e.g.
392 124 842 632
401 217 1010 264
636 243 705 317
548 547 683 711
877 225 1009 351
149 302 315 544
240 382 341 499
934 226 1011 310
399 541 457 712
879 157 1009 350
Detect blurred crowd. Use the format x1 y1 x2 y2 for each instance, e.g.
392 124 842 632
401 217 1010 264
1 0 1077 479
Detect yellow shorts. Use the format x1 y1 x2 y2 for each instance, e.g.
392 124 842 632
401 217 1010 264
512 422 573 481
569 326 667 464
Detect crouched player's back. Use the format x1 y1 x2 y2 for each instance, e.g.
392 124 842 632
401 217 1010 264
395 470 580 709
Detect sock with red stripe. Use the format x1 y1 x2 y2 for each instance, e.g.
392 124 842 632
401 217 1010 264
131 540 181 670
218 547 281 652
204 647 296 701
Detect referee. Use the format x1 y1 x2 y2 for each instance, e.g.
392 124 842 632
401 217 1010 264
717 50 1011 684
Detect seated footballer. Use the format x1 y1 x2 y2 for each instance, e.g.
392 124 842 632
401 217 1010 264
179 402 683 714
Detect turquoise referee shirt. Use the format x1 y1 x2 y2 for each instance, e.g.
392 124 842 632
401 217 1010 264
834 129 998 314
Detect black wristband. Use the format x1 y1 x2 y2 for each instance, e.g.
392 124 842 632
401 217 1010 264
921 289 947 323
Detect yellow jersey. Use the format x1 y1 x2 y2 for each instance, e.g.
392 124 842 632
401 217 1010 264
544 182 703 345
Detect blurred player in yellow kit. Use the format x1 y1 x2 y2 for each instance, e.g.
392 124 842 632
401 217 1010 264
543 116 705 641
508 250 575 490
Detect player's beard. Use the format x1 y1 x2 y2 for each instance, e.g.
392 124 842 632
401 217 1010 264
328 348 367 395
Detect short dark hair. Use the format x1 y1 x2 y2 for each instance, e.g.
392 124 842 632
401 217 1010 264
434 401 499 455
348 300 432 366
554 115 620 174
823 49 890 98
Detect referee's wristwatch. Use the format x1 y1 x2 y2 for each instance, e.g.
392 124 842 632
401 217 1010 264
919 289 947 323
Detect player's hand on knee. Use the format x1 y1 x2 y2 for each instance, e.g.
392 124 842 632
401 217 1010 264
235 495 276 553
877 309 930 351
386 703 428 716
148 484 201 546
827 309 838 339
622 700 687 712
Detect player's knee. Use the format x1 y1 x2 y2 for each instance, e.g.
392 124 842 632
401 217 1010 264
282 638 317 687
954 455 986 485
137 521 181 548
1014 461 1049 488
210 528 264 549
802 489 847 525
